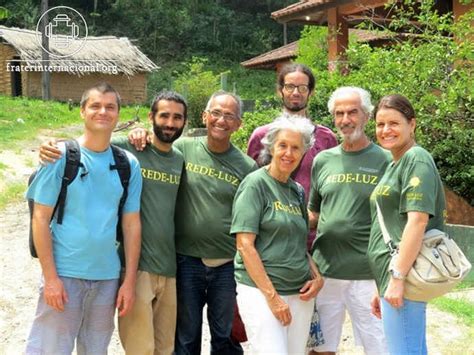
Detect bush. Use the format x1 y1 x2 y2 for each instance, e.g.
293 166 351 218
232 104 280 152
174 57 221 128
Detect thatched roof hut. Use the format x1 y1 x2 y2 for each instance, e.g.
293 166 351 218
0 25 158 103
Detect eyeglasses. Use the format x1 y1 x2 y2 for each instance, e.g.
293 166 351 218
282 84 310 94
207 109 238 122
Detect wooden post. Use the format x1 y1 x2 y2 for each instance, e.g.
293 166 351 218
453 0 473 21
283 22 288 45
220 72 227 91
452 0 473 68
41 0 51 100
327 6 348 74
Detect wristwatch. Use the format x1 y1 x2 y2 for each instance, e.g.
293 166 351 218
389 267 406 280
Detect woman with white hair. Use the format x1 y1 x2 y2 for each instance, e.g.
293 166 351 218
231 114 323 354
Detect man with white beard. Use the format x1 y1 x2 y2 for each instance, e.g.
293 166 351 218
307 87 389 355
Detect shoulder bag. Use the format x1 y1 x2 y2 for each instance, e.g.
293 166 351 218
375 201 471 302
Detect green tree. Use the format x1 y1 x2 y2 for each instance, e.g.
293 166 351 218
173 57 220 128
296 0 473 202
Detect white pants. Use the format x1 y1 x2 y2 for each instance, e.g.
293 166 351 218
237 283 315 355
313 278 387 354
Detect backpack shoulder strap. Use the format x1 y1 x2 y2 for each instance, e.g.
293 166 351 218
110 144 131 193
54 140 82 224
110 144 131 244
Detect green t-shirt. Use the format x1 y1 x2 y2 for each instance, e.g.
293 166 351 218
309 143 390 280
231 168 311 295
113 137 184 277
174 137 257 258
367 146 446 296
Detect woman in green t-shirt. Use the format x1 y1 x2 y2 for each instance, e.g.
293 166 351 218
368 94 446 355
231 115 324 354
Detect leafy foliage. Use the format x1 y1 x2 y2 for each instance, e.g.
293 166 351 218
232 105 280 152
1 0 301 65
173 57 220 128
296 1 473 202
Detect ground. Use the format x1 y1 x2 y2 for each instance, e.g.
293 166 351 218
0 139 472 354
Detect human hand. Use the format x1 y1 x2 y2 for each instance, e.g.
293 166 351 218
116 280 136 317
44 276 68 312
128 128 150 151
266 292 292 326
39 139 61 165
383 278 404 309
299 277 323 301
371 293 382 319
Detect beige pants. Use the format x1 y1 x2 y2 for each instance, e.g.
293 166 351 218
119 271 177 355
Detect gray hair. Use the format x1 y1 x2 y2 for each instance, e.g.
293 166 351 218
327 86 374 116
258 114 315 166
205 90 243 119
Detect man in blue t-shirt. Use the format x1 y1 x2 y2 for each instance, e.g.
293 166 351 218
25 83 142 355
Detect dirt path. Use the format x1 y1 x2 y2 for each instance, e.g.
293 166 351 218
0 143 472 354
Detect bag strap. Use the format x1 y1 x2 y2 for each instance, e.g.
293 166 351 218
110 144 131 244
54 140 83 224
375 200 398 256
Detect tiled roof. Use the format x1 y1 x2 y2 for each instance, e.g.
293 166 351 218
241 41 298 69
241 29 408 69
271 0 337 21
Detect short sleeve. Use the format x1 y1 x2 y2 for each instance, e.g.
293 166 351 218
399 161 437 216
111 136 128 149
173 138 185 153
231 180 264 235
122 153 143 213
26 143 66 207
308 157 322 212
246 127 266 164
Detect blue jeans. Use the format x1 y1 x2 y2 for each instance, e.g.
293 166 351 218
175 254 243 355
381 298 427 355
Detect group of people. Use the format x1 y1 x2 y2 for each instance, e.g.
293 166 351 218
27 63 446 355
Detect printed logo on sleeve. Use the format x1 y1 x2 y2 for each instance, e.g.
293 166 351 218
407 176 423 201
409 176 421 187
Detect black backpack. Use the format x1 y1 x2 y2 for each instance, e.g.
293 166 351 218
28 140 131 258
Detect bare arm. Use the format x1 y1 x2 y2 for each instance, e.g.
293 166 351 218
32 203 69 311
236 232 292 326
384 211 429 307
308 210 319 230
116 211 141 317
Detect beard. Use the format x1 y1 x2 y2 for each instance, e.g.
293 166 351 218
337 124 365 144
282 97 308 113
152 122 184 143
